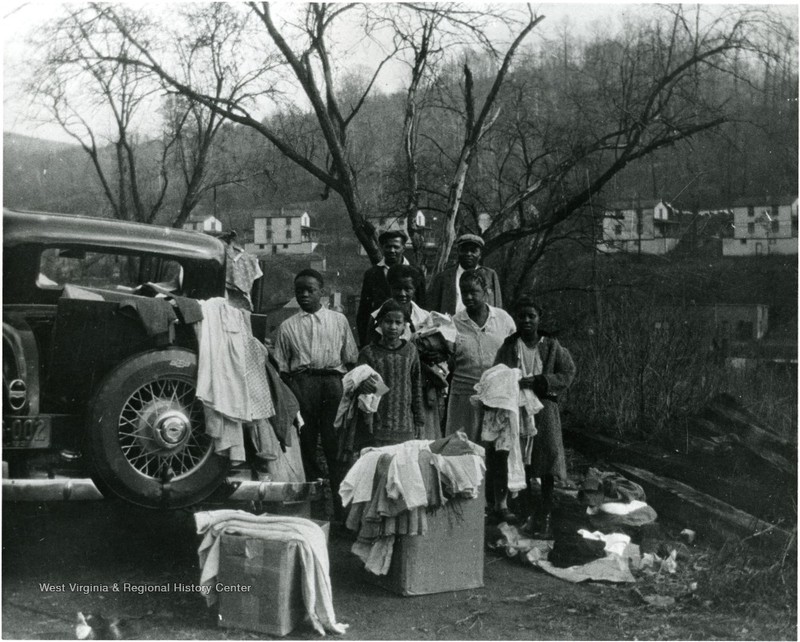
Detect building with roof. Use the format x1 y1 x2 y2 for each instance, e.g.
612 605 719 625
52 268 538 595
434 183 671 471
598 196 798 257
598 199 687 255
358 210 435 256
722 197 798 256
182 213 223 234
248 208 319 255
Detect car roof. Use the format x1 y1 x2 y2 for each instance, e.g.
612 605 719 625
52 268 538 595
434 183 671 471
3 208 226 265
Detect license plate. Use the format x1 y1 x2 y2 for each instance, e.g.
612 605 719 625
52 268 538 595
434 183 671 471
3 416 52 448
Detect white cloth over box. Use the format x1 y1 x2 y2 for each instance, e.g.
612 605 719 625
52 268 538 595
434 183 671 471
194 509 347 636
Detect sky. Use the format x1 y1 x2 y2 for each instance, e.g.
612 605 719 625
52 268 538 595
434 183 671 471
0 1 647 142
2 1 798 144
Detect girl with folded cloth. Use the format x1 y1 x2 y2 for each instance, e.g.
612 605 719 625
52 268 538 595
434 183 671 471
493 295 576 537
445 268 516 444
367 264 452 440
356 299 426 447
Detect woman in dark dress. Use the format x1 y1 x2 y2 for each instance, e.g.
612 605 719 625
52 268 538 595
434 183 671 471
493 295 576 537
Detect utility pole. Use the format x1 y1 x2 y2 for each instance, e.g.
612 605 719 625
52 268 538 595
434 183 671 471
587 169 602 324
637 204 643 261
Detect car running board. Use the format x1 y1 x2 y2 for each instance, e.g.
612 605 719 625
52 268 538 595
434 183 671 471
2 477 324 504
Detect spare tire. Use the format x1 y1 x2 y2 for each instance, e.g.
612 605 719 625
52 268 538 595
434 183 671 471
86 348 229 509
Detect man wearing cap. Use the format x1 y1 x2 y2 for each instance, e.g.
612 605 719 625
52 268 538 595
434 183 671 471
356 229 427 346
427 233 503 315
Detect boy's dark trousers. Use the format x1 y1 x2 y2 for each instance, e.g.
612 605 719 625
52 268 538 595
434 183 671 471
285 370 344 519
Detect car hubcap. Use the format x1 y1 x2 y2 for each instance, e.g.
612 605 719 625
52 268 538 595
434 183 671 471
159 414 188 444
146 404 191 448
118 378 211 481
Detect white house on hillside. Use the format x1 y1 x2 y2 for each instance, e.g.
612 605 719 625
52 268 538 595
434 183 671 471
599 200 684 255
249 208 319 255
722 197 798 256
359 210 431 255
183 214 223 234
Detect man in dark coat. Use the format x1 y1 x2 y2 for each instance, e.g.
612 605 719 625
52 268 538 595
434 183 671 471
356 229 426 346
427 233 502 315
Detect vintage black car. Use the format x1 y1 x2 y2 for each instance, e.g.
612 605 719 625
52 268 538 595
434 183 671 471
3 209 285 509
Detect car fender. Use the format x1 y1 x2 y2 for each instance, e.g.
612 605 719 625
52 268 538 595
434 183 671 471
2 315 40 415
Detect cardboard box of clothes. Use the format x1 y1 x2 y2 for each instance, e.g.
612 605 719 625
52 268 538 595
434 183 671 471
216 519 329 636
371 483 484 596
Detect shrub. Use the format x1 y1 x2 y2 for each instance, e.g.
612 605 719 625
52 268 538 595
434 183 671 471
565 295 797 443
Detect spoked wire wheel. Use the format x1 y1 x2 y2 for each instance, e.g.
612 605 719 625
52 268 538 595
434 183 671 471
87 349 229 509
118 377 211 481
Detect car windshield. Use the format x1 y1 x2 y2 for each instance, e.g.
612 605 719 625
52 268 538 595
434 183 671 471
37 248 183 293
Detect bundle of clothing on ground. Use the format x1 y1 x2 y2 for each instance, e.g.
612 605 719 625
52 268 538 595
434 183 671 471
487 468 658 584
488 521 642 584
578 468 657 531
339 432 485 575
536 527 642 583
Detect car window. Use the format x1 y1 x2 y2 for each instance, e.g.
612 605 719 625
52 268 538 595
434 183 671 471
37 248 182 293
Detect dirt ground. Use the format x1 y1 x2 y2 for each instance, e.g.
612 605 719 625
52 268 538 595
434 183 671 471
2 497 795 641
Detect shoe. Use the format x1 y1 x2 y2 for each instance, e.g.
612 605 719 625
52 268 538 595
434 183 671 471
228 461 256 480
495 508 519 525
519 516 535 536
555 479 577 491
530 512 553 539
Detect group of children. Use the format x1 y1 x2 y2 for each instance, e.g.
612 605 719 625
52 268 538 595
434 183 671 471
272 264 575 536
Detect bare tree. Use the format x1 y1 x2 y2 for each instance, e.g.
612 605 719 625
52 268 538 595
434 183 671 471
28 6 169 223
382 3 542 271
76 2 543 263
86 2 402 259
36 3 790 271
161 4 274 227
406 4 789 288
488 6 786 249
382 4 532 264
428 11 544 274
27 4 261 227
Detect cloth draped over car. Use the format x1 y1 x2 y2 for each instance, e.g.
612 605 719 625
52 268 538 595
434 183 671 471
224 244 263 311
194 297 304 474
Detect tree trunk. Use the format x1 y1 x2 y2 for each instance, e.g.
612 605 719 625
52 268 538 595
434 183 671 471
435 150 473 274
